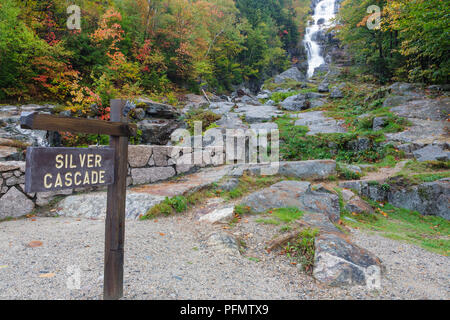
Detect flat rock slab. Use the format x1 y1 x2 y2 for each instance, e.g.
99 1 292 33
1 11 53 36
234 104 283 123
56 191 165 220
208 102 235 115
390 98 450 121
293 111 347 135
229 160 336 180
385 118 449 145
131 166 232 197
249 122 279 131
241 180 340 222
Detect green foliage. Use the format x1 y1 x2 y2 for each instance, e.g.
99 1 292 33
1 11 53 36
185 109 222 134
342 202 450 255
285 228 319 274
336 0 450 84
142 195 188 219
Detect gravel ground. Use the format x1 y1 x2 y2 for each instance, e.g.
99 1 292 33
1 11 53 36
0 209 448 300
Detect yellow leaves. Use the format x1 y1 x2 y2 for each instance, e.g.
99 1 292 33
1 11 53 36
0 265 8 269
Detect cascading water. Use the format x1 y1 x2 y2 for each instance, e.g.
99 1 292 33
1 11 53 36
304 0 337 78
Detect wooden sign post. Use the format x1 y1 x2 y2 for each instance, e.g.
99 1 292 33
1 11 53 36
21 99 134 300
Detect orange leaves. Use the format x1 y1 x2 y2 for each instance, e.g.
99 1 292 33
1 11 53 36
27 241 43 248
39 273 56 278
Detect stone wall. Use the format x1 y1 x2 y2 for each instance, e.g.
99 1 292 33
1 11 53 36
0 145 227 219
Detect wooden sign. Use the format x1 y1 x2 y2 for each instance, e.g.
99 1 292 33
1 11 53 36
21 99 133 300
24 147 115 193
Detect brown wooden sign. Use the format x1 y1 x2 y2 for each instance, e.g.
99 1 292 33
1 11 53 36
24 147 115 193
21 100 133 300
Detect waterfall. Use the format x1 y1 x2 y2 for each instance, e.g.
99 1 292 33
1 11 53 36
304 0 337 78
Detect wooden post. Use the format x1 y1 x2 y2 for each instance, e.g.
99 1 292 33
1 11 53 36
104 100 128 300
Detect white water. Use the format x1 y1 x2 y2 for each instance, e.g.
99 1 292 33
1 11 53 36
304 0 337 78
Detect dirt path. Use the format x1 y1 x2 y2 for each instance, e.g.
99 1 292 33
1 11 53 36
0 206 448 300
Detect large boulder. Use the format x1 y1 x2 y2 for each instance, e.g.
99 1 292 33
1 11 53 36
137 119 183 145
339 178 450 220
240 180 340 222
413 145 450 162
135 98 181 119
313 232 383 287
0 187 34 219
280 94 308 111
274 67 307 84
388 178 450 220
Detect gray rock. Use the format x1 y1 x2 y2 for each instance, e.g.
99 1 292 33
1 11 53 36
250 122 278 131
294 111 346 135
383 95 415 108
36 189 73 207
274 67 306 84
390 98 450 121
131 167 176 185
209 102 235 115
313 233 383 287
348 138 371 152
241 180 340 222
345 196 374 214
373 117 388 131
264 99 275 106
341 178 450 220
199 206 234 224
138 119 182 145
256 93 270 100
128 145 153 168
206 232 240 255
0 146 22 161
388 178 450 220
385 118 448 145
136 98 181 119
217 177 240 191
234 105 282 123
388 82 421 96
215 113 248 131
278 160 336 180
413 145 450 162
318 82 330 93
309 99 327 108
0 187 34 219
56 192 165 220
330 87 344 99
280 94 308 111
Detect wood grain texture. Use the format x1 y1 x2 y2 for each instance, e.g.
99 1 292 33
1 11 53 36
20 112 137 137
104 100 128 300
24 147 115 193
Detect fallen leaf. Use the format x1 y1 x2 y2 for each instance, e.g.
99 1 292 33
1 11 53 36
39 273 55 278
159 233 165 236
27 241 43 248
0 265 8 269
